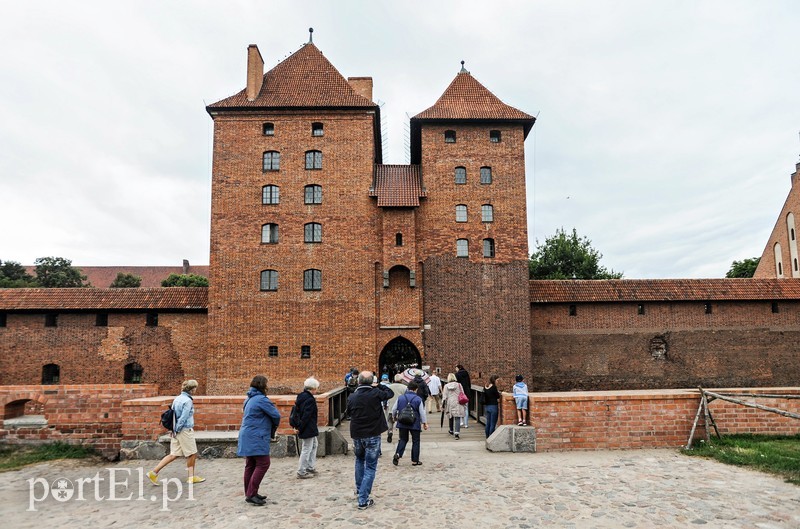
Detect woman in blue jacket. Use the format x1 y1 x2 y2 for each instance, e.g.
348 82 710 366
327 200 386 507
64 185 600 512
237 375 281 506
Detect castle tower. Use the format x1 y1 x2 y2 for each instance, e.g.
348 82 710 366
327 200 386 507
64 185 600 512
205 41 383 393
754 161 800 279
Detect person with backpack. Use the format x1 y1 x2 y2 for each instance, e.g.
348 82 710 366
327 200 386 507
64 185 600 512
293 377 320 479
390 380 428 467
237 375 281 506
147 379 205 486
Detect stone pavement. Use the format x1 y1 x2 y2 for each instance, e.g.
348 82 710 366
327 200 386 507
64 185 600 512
1 430 799 528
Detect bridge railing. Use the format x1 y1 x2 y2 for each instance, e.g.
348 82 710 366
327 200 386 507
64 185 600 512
326 386 349 427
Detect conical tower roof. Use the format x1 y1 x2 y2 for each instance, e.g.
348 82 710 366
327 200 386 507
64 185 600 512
208 43 375 109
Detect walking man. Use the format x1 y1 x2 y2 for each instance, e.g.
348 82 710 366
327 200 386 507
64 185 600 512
148 379 205 485
391 381 428 466
347 370 393 510
426 370 442 413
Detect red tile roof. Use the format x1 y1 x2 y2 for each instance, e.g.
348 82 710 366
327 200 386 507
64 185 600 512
25 266 209 288
370 165 426 207
0 288 208 311
413 71 534 123
529 278 800 303
208 43 375 110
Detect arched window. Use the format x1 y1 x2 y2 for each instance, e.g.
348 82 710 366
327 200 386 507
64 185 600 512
303 269 322 291
774 242 784 278
124 362 143 384
262 151 280 171
455 204 467 223
42 364 60 384
481 204 494 222
304 184 322 204
454 166 466 184
261 223 279 244
480 166 492 184
444 130 456 143
304 222 322 243
312 122 324 137
262 185 279 205
483 238 495 258
456 239 469 258
262 122 274 136
260 270 278 291
396 233 403 246
305 150 322 170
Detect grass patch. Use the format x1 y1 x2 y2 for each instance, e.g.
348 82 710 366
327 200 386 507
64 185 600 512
0 442 97 472
683 433 800 485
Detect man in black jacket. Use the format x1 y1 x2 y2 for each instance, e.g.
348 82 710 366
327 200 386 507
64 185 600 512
455 364 472 428
347 370 393 510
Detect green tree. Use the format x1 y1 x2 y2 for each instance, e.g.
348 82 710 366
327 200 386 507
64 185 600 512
726 257 760 278
0 259 37 288
33 257 90 287
110 272 142 288
161 273 209 287
529 228 623 280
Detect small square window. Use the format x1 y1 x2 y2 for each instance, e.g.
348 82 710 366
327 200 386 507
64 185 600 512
96 313 108 327
268 346 279 357
444 130 456 143
569 305 577 316
45 313 58 327
146 313 158 327
301 345 311 359
124 362 143 383
637 304 645 315
312 122 324 137
490 130 501 143
263 123 274 136
42 364 60 384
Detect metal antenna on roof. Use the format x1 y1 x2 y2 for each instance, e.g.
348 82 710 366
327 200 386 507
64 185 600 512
309 27 314 43
460 60 468 73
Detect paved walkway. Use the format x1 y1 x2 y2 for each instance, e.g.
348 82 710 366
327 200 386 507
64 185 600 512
1 424 799 528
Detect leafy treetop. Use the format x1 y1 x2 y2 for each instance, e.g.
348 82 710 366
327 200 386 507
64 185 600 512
33 257 90 287
110 272 142 288
161 273 209 287
725 257 760 278
529 228 623 280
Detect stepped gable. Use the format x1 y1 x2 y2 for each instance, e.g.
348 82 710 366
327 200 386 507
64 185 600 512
370 164 426 207
208 43 375 109
0 287 208 311
529 278 800 303
413 69 535 127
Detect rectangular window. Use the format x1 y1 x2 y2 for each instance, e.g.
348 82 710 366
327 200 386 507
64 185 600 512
480 167 492 184
263 151 280 171
0 313 6 327
569 304 577 316
268 346 279 357
704 303 712 315
260 270 278 291
262 185 279 205
490 130 501 143
454 167 466 184
481 204 494 222
444 130 456 143
263 123 274 136
305 151 322 170
456 239 469 258
262 224 279 244
483 238 495 258
455 205 467 223
637 304 645 315
146 313 158 327
772 302 779 314
304 185 322 204
45 313 58 327
301 345 311 359
96 313 108 327
304 223 322 243
312 122 324 137
304 269 322 291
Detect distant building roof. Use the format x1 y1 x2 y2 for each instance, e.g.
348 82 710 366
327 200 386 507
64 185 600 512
370 165 426 207
24 265 209 288
207 43 375 110
0 287 207 311
530 278 800 303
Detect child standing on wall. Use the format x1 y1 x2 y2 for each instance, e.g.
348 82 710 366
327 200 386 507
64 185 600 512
513 375 529 426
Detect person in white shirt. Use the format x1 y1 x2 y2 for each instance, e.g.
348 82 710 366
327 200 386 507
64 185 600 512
426 371 442 413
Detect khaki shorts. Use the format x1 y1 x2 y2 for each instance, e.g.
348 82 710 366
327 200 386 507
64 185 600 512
170 428 197 457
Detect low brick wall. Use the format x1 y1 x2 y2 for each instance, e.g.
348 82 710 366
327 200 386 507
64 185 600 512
499 388 800 451
0 384 159 458
121 392 334 442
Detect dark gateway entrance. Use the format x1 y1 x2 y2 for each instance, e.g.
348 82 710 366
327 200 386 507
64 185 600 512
378 337 421 382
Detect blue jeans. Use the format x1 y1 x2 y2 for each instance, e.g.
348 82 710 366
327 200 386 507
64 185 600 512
484 405 498 438
353 435 381 506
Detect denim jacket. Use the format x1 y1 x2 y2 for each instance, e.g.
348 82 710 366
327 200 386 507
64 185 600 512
172 391 194 433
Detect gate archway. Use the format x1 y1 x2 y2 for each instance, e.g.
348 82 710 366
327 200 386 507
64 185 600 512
378 337 421 382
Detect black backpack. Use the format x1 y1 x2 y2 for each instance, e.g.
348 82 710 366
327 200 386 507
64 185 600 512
289 404 300 429
160 406 175 432
396 396 416 426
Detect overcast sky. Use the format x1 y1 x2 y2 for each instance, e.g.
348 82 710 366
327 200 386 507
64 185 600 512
1 1 799 278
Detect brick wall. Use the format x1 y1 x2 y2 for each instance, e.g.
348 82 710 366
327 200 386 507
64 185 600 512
0 313 207 395
121 392 333 441
754 162 800 278
423 256 532 385
499 388 800 452
531 299 800 391
0 384 158 458
208 110 383 394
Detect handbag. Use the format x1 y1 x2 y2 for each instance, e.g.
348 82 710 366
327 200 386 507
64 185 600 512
457 386 469 405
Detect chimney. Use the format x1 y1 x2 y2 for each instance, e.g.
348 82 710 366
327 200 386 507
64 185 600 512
246 45 264 102
182 259 190 274
348 77 373 101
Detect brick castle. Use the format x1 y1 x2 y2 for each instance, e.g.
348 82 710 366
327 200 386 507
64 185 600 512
2 37 800 395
